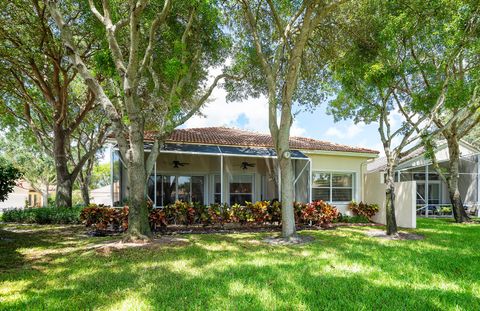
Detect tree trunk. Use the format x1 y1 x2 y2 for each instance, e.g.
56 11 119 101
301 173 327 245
446 138 469 222
42 193 49 207
124 126 152 241
276 121 296 238
80 182 90 206
54 126 73 208
279 155 296 238
79 163 93 206
56 172 72 208
385 166 398 235
42 185 49 208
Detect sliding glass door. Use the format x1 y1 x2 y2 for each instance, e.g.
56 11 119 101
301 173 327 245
148 175 205 207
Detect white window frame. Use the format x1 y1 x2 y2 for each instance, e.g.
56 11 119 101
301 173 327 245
312 171 355 203
212 174 222 204
229 173 255 205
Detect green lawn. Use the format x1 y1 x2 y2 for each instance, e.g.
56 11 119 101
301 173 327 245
1 219 479 310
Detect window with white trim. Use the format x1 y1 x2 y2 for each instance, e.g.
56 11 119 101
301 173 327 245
213 174 221 204
229 174 253 205
312 172 354 202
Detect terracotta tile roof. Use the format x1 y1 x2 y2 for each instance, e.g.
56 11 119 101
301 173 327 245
144 127 379 155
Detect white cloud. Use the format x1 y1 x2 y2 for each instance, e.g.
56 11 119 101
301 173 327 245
184 82 307 136
290 121 307 137
325 122 365 140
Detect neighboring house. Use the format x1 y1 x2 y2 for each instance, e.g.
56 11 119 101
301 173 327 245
0 180 45 210
91 185 112 206
367 140 480 217
110 127 378 214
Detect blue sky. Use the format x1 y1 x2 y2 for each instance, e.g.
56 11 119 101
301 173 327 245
183 85 386 154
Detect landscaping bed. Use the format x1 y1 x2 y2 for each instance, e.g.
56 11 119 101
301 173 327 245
79 200 379 234
87 221 382 237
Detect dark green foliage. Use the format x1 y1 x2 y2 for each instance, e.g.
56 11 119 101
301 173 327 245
2 207 83 224
0 159 22 202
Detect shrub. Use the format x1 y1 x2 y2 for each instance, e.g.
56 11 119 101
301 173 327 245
80 204 128 231
3 206 82 224
294 202 307 224
440 206 452 214
231 204 251 224
348 201 379 220
80 200 343 232
163 201 195 225
149 208 167 231
246 201 269 223
267 201 282 224
208 203 231 225
300 200 339 226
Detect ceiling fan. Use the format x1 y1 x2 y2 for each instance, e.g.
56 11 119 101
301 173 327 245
241 162 255 170
172 160 189 168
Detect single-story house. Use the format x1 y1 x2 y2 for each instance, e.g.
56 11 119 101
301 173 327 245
0 180 46 210
366 140 480 217
110 127 379 214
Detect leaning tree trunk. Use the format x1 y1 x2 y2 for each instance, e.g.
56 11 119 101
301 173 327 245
124 126 152 241
385 165 398 235
79 161 93 206
80 182 90 206
54 126 73 208
447 138 469 222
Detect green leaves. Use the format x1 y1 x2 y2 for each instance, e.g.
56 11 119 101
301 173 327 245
93 49 117 78
0 158 22 202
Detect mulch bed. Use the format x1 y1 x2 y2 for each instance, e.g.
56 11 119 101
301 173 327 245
365 229 424 240
87 222 381 237
263 235 315 245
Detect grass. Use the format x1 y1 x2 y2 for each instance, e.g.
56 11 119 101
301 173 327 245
0 219 479 310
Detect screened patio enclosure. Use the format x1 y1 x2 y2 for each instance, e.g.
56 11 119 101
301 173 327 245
394 153 480 216
111 143 311 207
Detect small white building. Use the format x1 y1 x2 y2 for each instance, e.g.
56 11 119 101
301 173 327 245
0 180 45 210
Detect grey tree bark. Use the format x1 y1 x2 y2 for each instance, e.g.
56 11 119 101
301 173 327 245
48 0 231 240
239 0 338 238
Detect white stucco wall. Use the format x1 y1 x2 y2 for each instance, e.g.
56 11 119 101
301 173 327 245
307 152 372 214
365 172 416 228
0 185 29 210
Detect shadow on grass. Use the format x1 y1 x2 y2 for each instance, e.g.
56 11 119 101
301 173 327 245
1 220 479 310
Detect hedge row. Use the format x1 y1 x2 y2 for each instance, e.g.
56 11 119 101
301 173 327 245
80 200 342 232
1 200 379 228
2 207 83 224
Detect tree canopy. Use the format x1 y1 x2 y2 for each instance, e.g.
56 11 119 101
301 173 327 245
48 0 233 239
